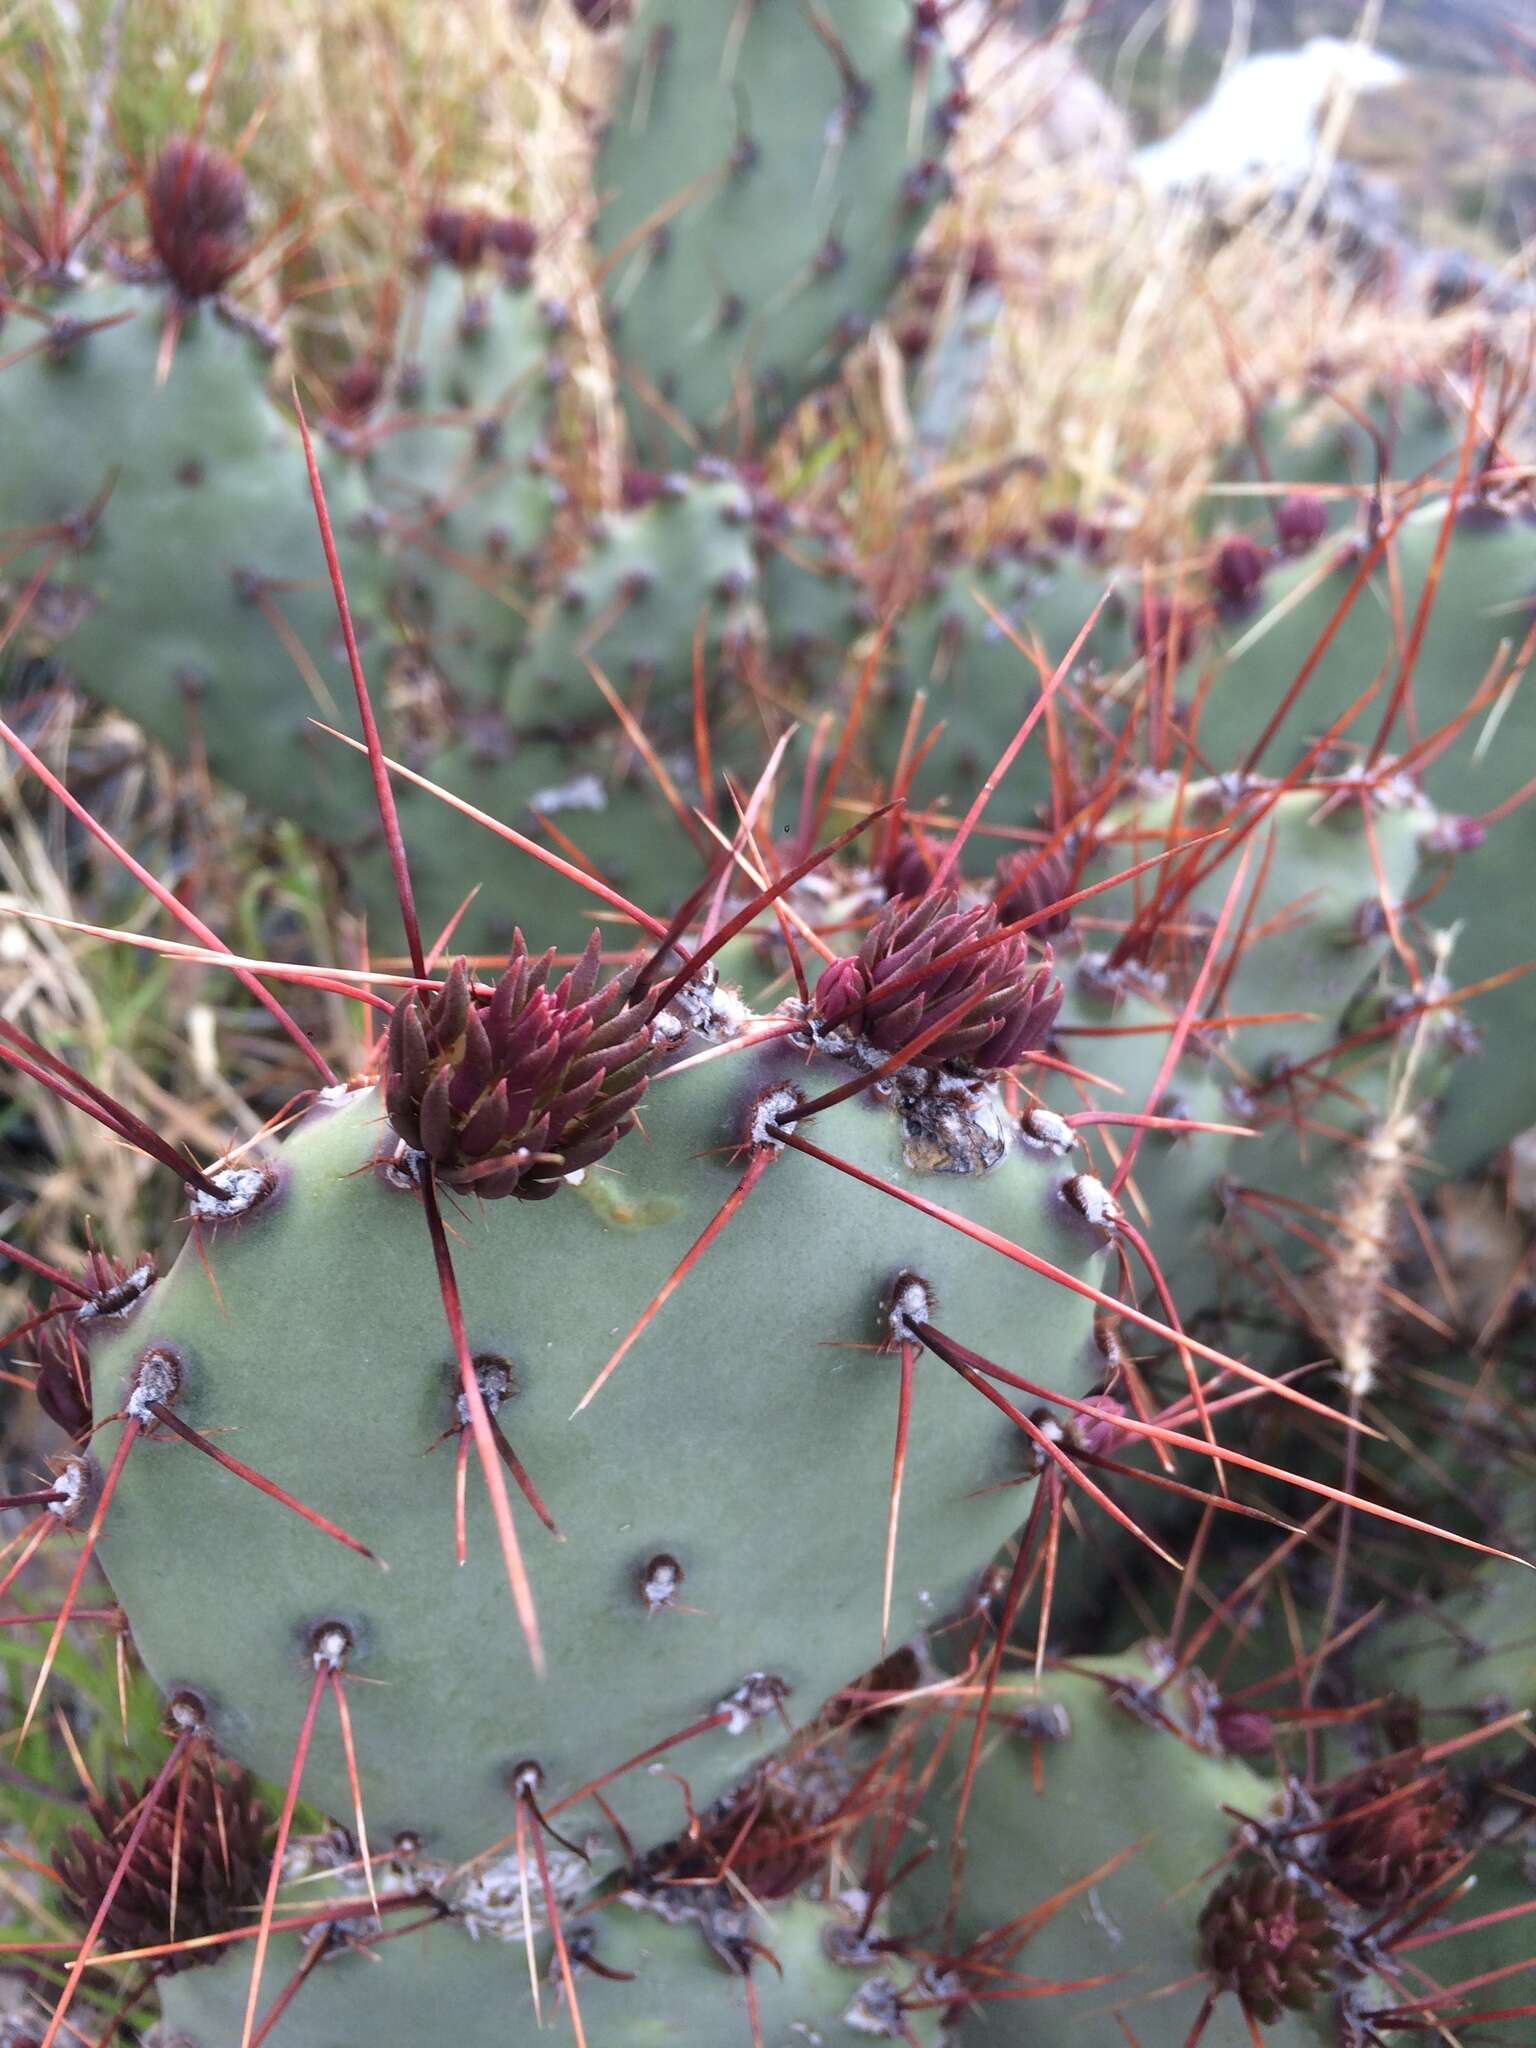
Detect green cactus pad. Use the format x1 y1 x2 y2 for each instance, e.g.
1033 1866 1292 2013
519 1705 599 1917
502 468 759 740
878 545 1133 829
152 1887 947 2046
756 508 869 708
1190 500 1536 1174
1257 383 1467 497
0 278 389 851
367 249 566 698
92 1032 1107 1868
1360 1567 1534 1725
896 1653 1333 2046
1045 777 1437 1311
592 0 957 464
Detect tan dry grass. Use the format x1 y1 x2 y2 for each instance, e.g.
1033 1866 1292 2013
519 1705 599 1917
0 700 359 1340
830 4 1532 560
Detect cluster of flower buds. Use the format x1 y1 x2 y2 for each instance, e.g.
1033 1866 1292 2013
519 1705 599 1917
811 889 1061 1076
53 1754 270 1970
144 140 250 300
1199 1864 1338 2024
879 830 940 903
421 207 538 273
1321 1764 1461 1910
383 933 660 1200
992 844 1073 939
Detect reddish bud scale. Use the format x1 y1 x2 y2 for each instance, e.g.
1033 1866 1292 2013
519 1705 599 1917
383 932 660 1200
812 890 1061 1074
144 140 250 300
31 1310 92 1443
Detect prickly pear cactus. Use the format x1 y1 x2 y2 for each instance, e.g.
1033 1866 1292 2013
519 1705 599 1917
152 1882 947 2048
876 536 1133 826
592 0 959 463
359 209 567 700
10 29 1536 2048
1193 496 1536 1174
894 1652 1342 2046
87 956 1108 1870
0 264 389 852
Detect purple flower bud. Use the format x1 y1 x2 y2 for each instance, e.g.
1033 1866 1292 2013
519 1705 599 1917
1212 535 1269 610
880 832 940 902
488 216 538 263
383 933 659 1200
812 892 1061 1076
1065 1393 1131 1460
422 207 495 269
813 955 869 1031
1275 492 1329 555
145 141 250 300
1213 1704 1274 1756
